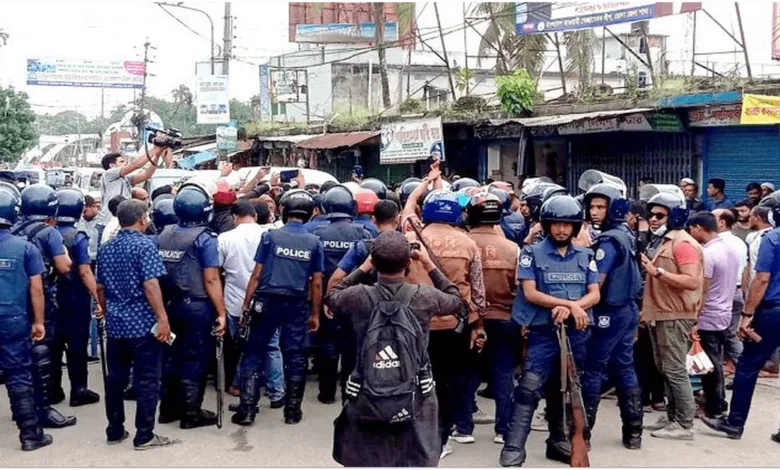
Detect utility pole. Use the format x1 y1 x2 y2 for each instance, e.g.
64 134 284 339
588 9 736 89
373 2 391 110
734 2 752 80
690 10 697 77
223 2 233 75
434 3 457 101
100 87 105 119
136 39 152 151
463 2 469 96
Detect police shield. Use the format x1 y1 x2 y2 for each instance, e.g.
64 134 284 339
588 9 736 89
578 170 627 197
639 184 685 203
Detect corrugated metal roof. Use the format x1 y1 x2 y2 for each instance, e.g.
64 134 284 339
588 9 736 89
485 108 654 128
296 131 380 149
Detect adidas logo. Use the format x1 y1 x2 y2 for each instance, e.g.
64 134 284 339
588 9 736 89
390 408 411 423
373 345 400 369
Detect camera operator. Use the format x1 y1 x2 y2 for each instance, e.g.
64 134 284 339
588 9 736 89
99 143 171 224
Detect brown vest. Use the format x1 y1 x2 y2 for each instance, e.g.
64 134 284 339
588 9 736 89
641 229 703 322
406 223 478 330
469 226 518 321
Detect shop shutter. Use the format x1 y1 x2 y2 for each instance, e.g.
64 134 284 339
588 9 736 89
703 126 780 200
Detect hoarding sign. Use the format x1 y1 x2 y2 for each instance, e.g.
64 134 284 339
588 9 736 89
687 105 741 127
271 69 307 103
741 94 780 125
26 58 145 89
217 120 238 151
515 2 701 35
380 117 445 165
196 75 230 125
558 113 682 134
295 22 398 43
258 65 272 122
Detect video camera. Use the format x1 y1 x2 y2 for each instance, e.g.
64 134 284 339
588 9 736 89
147 127 183 151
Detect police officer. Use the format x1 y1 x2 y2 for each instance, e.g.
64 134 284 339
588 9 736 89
304 193 330 233
581 183 644 449
0 183 53 451
313 185 372 404
53 188 101 407
11 183 77 429
233 189 324 425
500 195 600 467
466 192 520 445
489 187 526 246
357 179 386 236
157 182 227 429
151 197 178 236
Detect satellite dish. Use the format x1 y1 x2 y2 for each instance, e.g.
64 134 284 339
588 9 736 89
578 170 627 196
639 184 685 202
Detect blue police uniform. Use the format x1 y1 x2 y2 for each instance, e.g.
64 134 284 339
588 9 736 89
0 228 52 447
581 224 644 447
337 239 371 274
237 221 324 423
304 214 329 233
52 224 94 397
501 211 526 246
503 237 597 465
352 214 379 237
157 225 221 427
312 219 371 403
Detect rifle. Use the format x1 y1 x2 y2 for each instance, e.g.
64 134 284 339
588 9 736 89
95 315 109 414
212 323 225 429
557 324 590 468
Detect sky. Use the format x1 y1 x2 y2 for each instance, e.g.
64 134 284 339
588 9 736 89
0 1 777 119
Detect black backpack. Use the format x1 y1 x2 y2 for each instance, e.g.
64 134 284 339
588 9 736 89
345 283 433 425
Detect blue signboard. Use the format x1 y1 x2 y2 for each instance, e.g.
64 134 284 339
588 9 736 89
295 22 398 43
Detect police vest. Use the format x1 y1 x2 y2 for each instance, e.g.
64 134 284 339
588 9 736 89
258 228 321 298
501 211 526 246
158 225 209 300
12 220 58 301
469 226 518 321
314 219 370 281
513 242 593 327
353 215 379 237
594 225 642 308
0 235 30 317
56 224 89 301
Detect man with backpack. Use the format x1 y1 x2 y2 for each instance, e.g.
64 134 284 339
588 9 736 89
326 231 466 467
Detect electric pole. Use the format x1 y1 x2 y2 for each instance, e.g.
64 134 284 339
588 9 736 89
223 2 233 75
434 3 457 101
136 39 152 151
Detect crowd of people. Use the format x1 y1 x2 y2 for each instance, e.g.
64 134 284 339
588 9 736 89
1 144 780 468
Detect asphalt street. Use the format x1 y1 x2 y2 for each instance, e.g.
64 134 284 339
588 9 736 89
1 364 779 467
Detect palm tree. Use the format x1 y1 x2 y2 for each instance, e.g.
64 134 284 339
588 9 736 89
563 30 596 94
471 3 547 76
373 2 391 110
171 84 193 120
0 29 9 47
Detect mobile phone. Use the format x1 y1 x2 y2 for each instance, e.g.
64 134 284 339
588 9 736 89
280 169 299 183
151 323 176 345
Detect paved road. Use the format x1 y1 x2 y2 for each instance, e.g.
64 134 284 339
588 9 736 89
1 365 779 467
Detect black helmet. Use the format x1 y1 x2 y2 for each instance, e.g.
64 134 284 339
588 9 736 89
152 198 178 232
583 183 629 228
467 192 502 226
0 185 20 227
647 192 688 230
360 178 387 199
20 183 58 220
540 194 584 236
398 177 421 189
55 188 85 223
322 185 356 219
281 189 315 223
451 178 480 192
759 190 780 227
488 187 511 212
541 184 568 203
399 180 424 208
173 185 214 227
522 183 561 223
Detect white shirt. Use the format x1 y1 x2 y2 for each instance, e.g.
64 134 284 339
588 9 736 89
101 217 121 245
747 227 772 285
218 222 274 317
718 231 748 287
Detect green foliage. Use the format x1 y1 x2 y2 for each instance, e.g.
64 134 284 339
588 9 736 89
455 68 474 92
0 87 37 163
398 98 424 114
472 3 547 76
495 69 537 115
563 30 596 94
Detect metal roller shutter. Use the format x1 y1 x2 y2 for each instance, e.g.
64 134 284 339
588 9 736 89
703 126 780 200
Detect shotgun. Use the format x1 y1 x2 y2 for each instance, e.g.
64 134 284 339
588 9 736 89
212 322 225 429
557 324 590 468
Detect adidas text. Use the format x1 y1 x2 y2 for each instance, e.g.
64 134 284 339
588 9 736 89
373 359 401 369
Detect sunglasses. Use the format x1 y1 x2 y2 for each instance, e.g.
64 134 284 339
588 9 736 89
648 212 668 220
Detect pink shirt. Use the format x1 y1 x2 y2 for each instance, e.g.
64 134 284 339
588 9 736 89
698 237 740 332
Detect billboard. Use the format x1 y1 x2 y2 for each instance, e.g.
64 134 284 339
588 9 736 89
196 75 230 125
380 117 445 165
271 69 307 103
295 22 398 43
217 120 238 151
515 2 702 35
26 58 145 89
741 94 780 125
258 65 272 121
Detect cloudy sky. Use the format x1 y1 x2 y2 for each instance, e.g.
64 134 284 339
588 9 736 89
0 1 777 118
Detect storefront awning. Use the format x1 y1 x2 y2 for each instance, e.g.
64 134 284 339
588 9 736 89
485 108 655 128
256 134 319 143
296 131 380 150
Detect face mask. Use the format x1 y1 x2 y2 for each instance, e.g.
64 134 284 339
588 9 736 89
650 224 667 237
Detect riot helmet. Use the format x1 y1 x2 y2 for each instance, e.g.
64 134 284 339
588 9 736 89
281 189 315 223
55 188 85 224
422 189 460 225
173 184 214 227
322 185 356 219
467 191 502 226
360 178 388 199
583 183 629 229
353 188 379 215
646 192 688 230
20 183 58 220
451 178 479 192
399 180 424 208
540 194 584 241
152 198 179 232
488 187 512 212
0 187 19 227
758 190 780 227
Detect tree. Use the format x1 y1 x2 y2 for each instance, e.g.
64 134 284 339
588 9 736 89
563 30 596 94
495 69 537 115
171 84 194 120
373 2 391 110
0 87 37 163
472 3 547 76
0 29 8 47
229 99 253 125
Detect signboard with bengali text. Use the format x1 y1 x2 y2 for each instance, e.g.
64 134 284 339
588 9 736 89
380 117 445 164
687 105 741 127
741 94 780 125
26 58 145 89
196 75 230 125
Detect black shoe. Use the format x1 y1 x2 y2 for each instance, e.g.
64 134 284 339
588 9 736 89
725 380 734 391
284 409 302 425
270 398 285 409
158 411 180 424
231 406 256 426
772 432 780 444
21 433 53 452
701 416 743 439
39 407 77 428
228 403 259 413
87 356 100 364
180 409 218 430
317 393 335 405
51 388 66 405
545 440 571 464
123 386 136 401
107 430 130 445
70 388 100 407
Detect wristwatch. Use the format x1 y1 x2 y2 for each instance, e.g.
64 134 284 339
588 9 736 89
654 267 666 278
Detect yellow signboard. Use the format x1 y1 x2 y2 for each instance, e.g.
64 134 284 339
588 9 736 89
741 94 780 124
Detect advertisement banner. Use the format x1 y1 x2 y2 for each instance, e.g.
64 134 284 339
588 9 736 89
380 117 444 165
196 75 230 125
687 105 741 127
741 94 780 125
558 113 682 135
26 58 145 89
258 65 272 121
217 120 238 151
271 69 307 103
515 2 701 35
295 22 398 43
